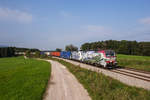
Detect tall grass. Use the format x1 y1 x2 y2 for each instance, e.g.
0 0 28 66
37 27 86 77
0 57 51 100
117 54 150 71
51 57 150 100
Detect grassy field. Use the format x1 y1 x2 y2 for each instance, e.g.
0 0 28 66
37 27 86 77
117 54 150 72
50 57 150 100
0 57 51 100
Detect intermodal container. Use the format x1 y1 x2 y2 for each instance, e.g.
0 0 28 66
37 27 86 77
71 51 85 61
51 51 60 57
60 51 71 59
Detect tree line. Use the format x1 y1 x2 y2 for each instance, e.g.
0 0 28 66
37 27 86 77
81 40 150 56
0 47 40 58
1 40 150 57
0 47 15 57
65 44 78 51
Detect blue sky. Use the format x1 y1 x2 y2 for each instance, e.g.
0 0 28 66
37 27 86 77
0 0 150 50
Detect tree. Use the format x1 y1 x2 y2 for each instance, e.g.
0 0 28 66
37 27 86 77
56 48 62 52
81 43 91 51
65 44 78 51
25 50 31 57
35 51 40 58
139 42 150 56
0 48 1 57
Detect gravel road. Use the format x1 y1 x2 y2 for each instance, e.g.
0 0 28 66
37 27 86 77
43 60 91 100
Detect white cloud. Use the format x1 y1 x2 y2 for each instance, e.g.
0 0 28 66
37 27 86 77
0 8 32 23
139 17 150 24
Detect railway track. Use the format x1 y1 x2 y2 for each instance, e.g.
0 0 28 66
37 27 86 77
110 69 150 82
73 59 150 82
124 67 150 74
56 57 150 83
92 65 150 82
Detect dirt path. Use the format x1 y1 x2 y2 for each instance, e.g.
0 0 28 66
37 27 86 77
43 60 91 100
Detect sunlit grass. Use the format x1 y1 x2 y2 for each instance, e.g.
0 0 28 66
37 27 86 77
117 54 150 71
0 57 51 100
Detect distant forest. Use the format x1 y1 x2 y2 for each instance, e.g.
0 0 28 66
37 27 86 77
0 47 39 57
0 40 150 57
81 40 150 56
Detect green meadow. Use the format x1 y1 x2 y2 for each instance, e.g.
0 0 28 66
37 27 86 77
117 54 150 72
0 57 51 100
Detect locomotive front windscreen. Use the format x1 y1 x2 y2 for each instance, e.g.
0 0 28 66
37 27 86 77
105 50 115 57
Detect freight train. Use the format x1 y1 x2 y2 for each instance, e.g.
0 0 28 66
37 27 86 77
49 50 117 68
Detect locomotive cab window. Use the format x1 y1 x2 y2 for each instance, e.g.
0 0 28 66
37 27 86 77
105 50 115 57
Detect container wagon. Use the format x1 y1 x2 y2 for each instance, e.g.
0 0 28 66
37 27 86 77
50 51 60 57
71 51 85 61
60 51 71 59
82 51 100 64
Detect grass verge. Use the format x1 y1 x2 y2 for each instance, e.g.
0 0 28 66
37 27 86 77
50 57 150 100
0 56 51 100
117 54 150 72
